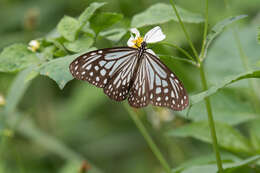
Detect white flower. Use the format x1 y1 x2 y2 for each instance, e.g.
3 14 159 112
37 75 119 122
28 40 40 52
127 26 166 48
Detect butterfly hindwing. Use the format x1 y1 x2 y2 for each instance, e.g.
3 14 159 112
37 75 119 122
128 51 188 110
128 58 150 108
104 51 138 101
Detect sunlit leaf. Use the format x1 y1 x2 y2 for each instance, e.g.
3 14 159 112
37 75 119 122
38 48 95 89
201 15 247 61
0 44 39 72
168 121 252 154
57 16 80 41
131 3 204 28
78 2 107 28
191 69 260 105
90 12 123 34
64 35 94 53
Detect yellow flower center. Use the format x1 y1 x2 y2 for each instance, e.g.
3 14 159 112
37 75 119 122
132 37 143 48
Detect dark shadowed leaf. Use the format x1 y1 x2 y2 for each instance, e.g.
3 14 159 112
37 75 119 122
90 12 123 34
131 3 204 28
99 28 127 42
0 44 39 72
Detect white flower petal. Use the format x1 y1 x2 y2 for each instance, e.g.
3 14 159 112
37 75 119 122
130 28 140 38
146 49 156 56
127 35 135 47
144 26 166 43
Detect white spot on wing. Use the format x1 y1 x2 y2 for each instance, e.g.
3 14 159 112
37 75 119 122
100 69 106 76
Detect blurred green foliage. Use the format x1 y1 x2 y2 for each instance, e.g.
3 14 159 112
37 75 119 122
0 0 260 173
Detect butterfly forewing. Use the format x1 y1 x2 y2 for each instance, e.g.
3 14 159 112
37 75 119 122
129 52 188 110
70 47 139 101
70 47 137 88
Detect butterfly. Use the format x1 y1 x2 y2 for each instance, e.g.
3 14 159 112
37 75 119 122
69 26 189 110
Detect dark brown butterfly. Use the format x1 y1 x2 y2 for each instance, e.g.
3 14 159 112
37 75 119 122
69 26 189 110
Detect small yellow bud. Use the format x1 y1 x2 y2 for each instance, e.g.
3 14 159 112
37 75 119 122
28 40 40 52
2 129 14 137
0 94 5 106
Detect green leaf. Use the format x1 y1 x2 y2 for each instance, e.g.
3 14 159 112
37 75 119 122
131 3 204 28
175 155 260 173
249 119 260 153
64 35 94 53
168 121 252 154
57 16 80 41
4 66 37 114
182 89 257 125
201 15 247 61
172 152 241 173
205 23 260 86
78 2 106 28
257 26 260 44
38 48 95 89
224 155 260 172
0 44 39 72
99 28 127 42
90 12 123 34
191 69 260 105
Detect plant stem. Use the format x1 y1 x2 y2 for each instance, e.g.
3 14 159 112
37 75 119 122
160 42 195 61
199 0 209 61
124 104 172 173
199 64 224 172
169 0 199 61
200 0 224 171
168 0 224 172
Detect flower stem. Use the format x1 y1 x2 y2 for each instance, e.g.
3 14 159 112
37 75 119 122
199 64 224 172
159 42 195 61
169 0 199 61
124 104 172 173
